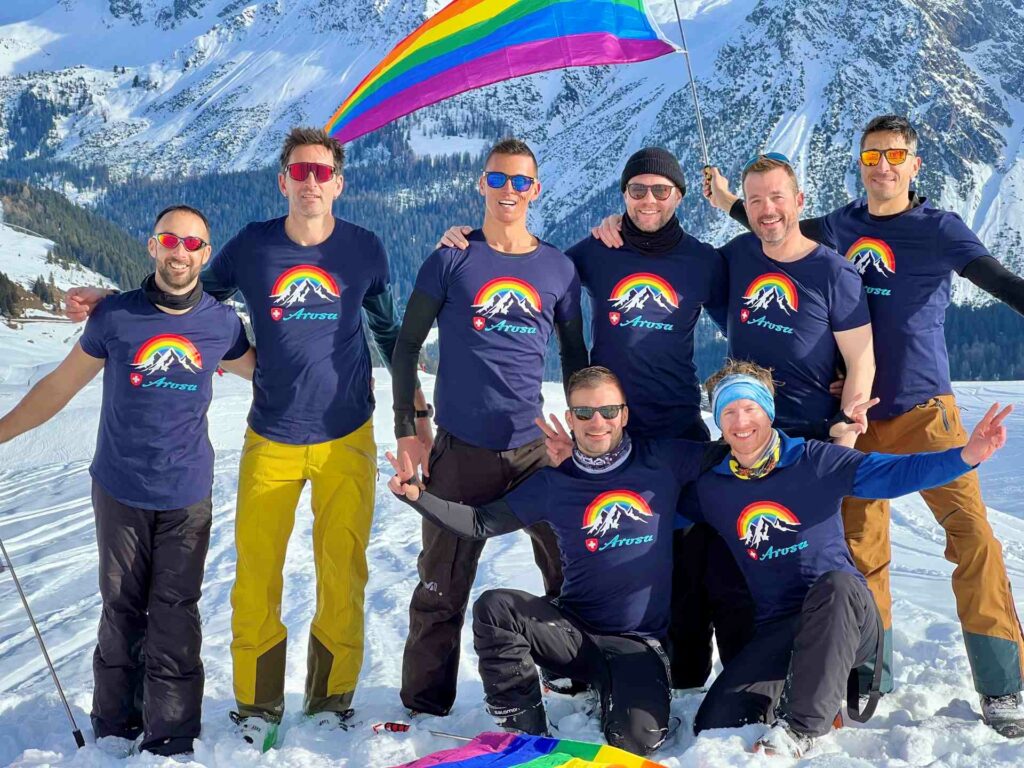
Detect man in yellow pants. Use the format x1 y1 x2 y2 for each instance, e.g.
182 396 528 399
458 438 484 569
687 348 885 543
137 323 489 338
67 127 431 750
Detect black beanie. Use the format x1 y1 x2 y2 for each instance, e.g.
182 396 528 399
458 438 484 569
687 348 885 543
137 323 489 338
619 147 686 197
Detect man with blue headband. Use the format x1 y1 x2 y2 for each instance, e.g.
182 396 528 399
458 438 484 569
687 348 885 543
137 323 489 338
691 360 1011 757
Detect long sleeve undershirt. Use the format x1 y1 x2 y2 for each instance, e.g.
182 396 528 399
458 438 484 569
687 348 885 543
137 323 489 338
851 447 971 499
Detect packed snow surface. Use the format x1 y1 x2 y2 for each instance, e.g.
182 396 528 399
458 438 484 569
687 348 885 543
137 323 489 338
1 320 1024 766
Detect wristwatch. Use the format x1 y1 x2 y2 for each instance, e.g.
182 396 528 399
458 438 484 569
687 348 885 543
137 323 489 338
415 404 434 419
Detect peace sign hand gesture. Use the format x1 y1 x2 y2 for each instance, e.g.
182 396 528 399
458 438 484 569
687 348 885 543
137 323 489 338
386 450 423 501
535 413 573 466
961 403 1013 466
829 393 881 441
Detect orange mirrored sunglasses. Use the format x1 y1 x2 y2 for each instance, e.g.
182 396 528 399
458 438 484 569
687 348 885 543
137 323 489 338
860 148 913 166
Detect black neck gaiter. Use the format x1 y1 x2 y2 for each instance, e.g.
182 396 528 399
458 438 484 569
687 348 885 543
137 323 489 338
142 272 203 311
621 212 684 256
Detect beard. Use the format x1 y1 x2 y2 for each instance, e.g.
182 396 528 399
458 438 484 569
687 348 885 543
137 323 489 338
157 261 200 292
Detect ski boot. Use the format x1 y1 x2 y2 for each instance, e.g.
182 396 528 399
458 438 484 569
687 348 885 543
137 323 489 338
230 711 279 752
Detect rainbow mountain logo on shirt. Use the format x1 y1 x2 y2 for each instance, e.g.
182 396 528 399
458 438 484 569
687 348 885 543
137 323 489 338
268 265 341 321
606 272 678 331
471 277 541 334
129 334 202 392
739 272 798 334
845 237 895 297
581 490 654 553
736 501 805 561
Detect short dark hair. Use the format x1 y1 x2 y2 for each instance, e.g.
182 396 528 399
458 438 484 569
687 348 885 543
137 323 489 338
485 137 537 172
279 126 345 173
861 115 918 152
567 366 625 402
153 204 210 238
741 156 799 195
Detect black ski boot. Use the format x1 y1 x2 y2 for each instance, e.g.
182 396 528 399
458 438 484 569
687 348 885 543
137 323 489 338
488 701 549 736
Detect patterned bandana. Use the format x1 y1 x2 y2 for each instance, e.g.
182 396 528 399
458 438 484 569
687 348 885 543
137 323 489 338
729 429 781 480
572 431 633 474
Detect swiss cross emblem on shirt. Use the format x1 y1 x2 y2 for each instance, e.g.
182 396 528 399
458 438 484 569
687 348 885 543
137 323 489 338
740 308 750 323
129 372 143 387
472 316 486 331
585 538 599 553
270 307 284 321
608 311 621 326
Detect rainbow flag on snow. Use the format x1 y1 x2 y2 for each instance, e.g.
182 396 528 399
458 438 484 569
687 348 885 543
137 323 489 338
325 0 677 144
393 731 667 768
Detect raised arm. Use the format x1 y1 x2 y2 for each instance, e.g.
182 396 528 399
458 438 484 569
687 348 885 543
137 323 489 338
219 348 256 381
362 286 402 373
392 289 440 477
961 256 1024 316
833 324 875 448
0 345 105 443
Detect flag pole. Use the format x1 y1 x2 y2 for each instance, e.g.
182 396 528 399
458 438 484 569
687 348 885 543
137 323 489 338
671 0 710 169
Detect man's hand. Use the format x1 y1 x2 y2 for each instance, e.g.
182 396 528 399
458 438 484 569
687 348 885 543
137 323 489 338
535 413 573 466
64 287 114 323
829 376 845 398
703 167 739 212
438 226 472 250
962 403 1013 466
591 214 624 248
829 393 881 445
414 416 434 477
395 435 428 483
386 450 422 500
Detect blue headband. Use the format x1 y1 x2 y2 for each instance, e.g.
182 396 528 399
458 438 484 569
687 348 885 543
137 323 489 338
712 374 775 427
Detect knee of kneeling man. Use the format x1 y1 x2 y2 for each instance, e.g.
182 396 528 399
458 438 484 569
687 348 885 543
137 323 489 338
472 589 512 624
812 570 861 598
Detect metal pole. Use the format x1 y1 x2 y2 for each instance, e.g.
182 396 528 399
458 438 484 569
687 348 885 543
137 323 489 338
672 0 710 168
428 729 473 742
0 536 85 748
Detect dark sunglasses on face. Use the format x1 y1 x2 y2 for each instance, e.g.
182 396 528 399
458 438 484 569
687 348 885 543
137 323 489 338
570 404 626 420
859 148 913 167
154 232 207 252
742 151 792 172
626 183 677 201
286 162 337 183
484 171 536 192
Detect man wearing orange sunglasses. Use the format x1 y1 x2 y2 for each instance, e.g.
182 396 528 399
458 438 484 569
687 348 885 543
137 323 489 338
705 114 1024 738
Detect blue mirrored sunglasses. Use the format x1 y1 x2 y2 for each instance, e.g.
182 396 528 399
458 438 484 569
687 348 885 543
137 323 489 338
484 171 536 192
742 152 792 172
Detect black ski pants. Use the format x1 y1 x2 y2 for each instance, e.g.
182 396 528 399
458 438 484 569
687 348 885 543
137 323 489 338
90 482 211 756
401 428 562 715
473 589 672 756
694 570 879 737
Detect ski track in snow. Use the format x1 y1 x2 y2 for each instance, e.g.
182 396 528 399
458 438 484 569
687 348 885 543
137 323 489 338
1 322 1024 766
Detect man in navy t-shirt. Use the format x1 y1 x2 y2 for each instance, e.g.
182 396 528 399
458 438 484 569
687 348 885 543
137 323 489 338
1 205 252 756
706 115 1024 736
389 366 703 756
690 360 1010 757
65 128 412 748
392 138 587 716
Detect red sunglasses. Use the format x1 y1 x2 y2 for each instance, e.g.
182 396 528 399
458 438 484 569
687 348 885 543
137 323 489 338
286 162 337 183
154 232 207 252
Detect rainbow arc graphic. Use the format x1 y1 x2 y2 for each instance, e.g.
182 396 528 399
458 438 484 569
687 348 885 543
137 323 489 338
270 265 341 307
472 277 542 317
743 272 799 313
582 489 652 536
608 272 679 311
845 236 896 275
132 334 203 374
736 501 800 545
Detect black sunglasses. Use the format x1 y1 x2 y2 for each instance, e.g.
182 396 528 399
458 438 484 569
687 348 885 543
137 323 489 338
626 183 677 201
570 404 626 420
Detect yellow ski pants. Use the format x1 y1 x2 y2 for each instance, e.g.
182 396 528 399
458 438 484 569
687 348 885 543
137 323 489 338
230 419 377 720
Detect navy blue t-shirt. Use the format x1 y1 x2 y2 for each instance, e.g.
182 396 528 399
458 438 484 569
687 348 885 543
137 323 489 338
694 436 865 623
79 290 249 510
567 234 726 438
819 199 988 418
722 234 870 431
205 217 390 444
502 439 704 637
415 230 581 450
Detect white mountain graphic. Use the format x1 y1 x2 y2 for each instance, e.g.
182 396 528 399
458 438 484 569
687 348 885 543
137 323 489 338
744 286 796 315
472 291 536 318
849 250 895 277
743 516 799 550
272 279 338 307
583 503 650 537
609 286 674 314
133 349 199 375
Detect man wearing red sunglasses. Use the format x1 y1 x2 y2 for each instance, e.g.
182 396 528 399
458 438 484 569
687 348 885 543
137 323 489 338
65 127 416 749
3 205 254 756
705 114 1024 737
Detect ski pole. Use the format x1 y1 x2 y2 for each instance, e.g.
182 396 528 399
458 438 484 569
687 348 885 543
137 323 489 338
0 536 85 748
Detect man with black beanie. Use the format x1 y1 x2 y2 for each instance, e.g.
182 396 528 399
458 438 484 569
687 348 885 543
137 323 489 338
436 147 753 693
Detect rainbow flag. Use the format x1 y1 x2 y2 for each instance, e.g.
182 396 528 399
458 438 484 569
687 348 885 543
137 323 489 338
325 0 677 144
393 731 667 767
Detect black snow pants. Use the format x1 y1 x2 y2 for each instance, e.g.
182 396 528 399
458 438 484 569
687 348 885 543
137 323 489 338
401 428 563 715
472 588 672 756
90 482 211 756
694 570 879 738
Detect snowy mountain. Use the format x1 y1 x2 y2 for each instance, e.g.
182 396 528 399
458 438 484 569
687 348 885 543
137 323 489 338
133 348 199 374
3 1 1024 306
3 319 1024 766
271 279 337 307
611 286 675 313
472 291 535 318
744 285 796 314
583 502 651 537
742 515 798 549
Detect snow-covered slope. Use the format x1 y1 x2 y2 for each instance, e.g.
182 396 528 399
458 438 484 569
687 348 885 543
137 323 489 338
0 218 115 296
1 320 1024 766
3 1 1024 305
